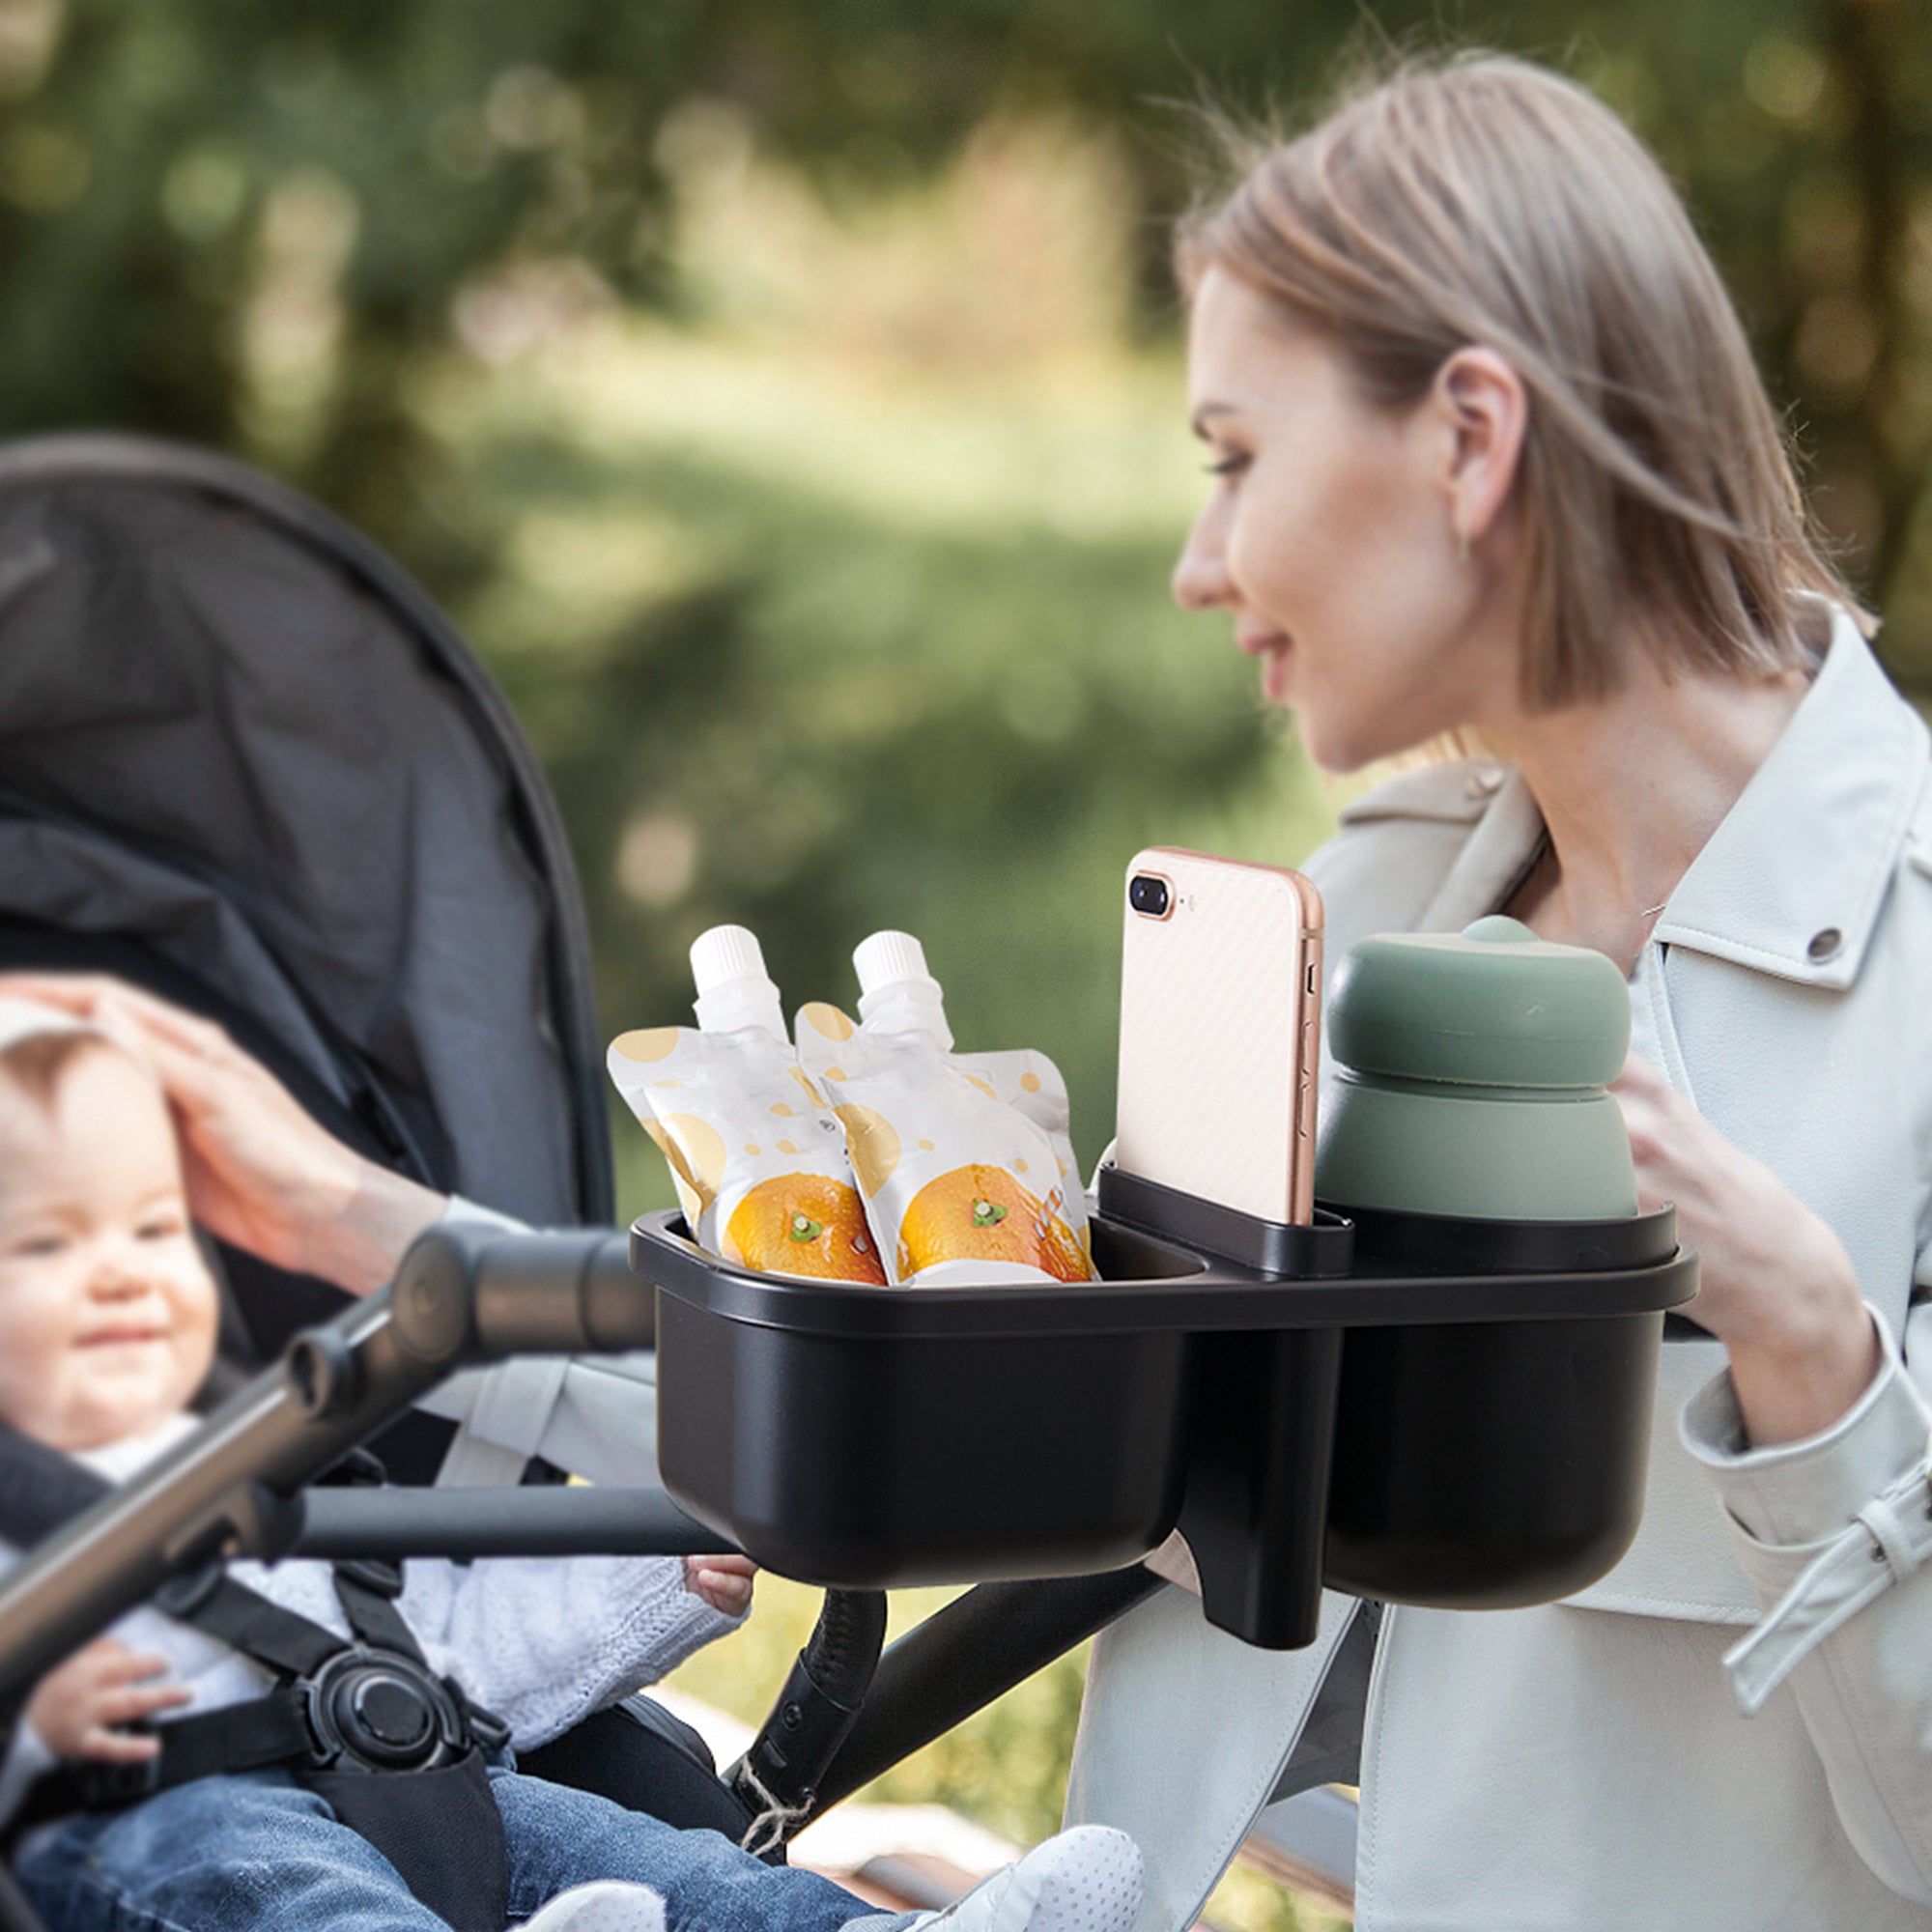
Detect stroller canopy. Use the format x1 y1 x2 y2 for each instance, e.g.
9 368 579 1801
0 434 611 1238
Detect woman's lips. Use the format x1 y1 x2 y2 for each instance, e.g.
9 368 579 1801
1237 630 1293 699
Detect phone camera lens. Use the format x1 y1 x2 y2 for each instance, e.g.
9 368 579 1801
1129 874 1171 918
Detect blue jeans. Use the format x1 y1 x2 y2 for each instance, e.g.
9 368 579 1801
14 1766 905 1932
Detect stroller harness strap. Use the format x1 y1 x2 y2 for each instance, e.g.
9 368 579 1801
0 1427 512 1932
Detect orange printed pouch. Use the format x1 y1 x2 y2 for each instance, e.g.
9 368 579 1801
608 1026 886 1284
794 1005 1094 1287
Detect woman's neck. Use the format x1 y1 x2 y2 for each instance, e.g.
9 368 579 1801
1494 648 1810 973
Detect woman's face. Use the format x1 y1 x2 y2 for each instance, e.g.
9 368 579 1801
1173 266 1517 772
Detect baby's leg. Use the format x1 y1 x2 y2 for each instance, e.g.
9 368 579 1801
492 1770 879 1932
14 1770 447 1932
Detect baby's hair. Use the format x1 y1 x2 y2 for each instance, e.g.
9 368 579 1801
0 1028 124 1110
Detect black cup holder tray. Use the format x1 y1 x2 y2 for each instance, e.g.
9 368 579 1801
629 1164 1695 1649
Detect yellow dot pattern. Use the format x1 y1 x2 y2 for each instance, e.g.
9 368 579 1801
611 1027 680 1065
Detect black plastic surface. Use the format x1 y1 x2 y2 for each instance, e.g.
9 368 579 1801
629 1191 1696 1645
1097 1166 1354 1275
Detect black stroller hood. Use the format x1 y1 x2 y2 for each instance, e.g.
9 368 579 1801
0 433 612 1234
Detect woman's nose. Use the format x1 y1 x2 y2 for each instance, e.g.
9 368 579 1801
1172 505 1233 611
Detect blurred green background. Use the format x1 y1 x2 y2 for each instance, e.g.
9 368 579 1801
2 0 1928 1202
4 3 1923 1921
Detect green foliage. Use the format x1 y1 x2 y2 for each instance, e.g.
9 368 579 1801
0 2 1926 679
435 332 1334 1203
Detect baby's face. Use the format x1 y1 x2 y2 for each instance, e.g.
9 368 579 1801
0 1045 220 1451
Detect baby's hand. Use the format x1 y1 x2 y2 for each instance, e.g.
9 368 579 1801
685 1554 756 1617
25 1639 191 1763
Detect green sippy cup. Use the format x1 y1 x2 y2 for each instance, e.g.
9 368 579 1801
1314 914 1635 1221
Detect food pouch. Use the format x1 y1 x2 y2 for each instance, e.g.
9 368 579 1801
795 930 1096 1287
608 926 887 1285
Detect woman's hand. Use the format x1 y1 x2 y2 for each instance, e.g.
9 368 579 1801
0 974 446 1295
1610 1054 1879 1446
25 1640 191 1764
684 1554 756 1617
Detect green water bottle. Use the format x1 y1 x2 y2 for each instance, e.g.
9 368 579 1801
1316 916 1653 1608
1314 914 1636 1220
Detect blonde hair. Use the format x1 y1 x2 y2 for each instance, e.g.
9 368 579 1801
1176 52 1865 712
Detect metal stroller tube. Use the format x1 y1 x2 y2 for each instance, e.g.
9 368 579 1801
727 1588 889 1857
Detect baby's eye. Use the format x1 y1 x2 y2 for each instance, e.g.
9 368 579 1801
136 1215 185 1243
8 1232 68 1260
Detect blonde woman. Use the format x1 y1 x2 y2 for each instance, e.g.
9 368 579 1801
1067 52 1932 1932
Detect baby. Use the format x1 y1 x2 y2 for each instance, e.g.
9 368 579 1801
0 1001 1143 1932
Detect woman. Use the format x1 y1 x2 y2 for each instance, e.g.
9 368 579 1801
1069 51 1932 1932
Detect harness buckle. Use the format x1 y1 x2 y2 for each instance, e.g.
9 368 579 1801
302 1647 470 1773
459 1690 512 1754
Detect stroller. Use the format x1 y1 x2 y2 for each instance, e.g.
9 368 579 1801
0 435 1202 1932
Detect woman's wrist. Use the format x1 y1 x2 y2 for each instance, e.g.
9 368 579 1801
1722 1283 1882 1448
310 1159 447 1296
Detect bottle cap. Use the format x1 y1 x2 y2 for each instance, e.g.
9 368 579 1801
691 924 766 996
690 925 786 1040
854 930 952 1049
854 930 935 999
1326 916 1631 1089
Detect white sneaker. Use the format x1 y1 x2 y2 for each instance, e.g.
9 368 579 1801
899 1827 1144 1932
516 1881 668 1932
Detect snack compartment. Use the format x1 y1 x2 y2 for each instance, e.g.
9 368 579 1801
639 1215 1210 1587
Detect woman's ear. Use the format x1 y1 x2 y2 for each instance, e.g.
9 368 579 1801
1433 347 1528 553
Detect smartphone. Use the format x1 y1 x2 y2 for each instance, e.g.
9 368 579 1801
1115 846 1323 1224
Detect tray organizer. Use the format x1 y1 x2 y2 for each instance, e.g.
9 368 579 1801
630 1167 1696 1649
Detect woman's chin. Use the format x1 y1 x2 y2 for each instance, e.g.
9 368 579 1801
1289 711 1373 777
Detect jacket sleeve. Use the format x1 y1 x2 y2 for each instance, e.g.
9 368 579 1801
1682 1285 1932 1905
403 1550 742 1751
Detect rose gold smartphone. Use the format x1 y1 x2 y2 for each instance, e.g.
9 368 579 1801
1115 846 1323 1224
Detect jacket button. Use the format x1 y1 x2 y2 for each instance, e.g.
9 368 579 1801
1807 927 1842 962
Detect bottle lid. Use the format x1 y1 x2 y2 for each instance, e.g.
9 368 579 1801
1326 915 1630 1089
854 930 952 1049
690 925 785 1039
854 930 934 998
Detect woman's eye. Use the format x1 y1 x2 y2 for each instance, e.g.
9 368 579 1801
1204 453 1249 479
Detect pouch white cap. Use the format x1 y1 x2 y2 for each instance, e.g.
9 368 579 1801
691 926 786 1040
854 930 952 1051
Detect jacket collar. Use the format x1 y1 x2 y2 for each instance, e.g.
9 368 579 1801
1417 609 1929 989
